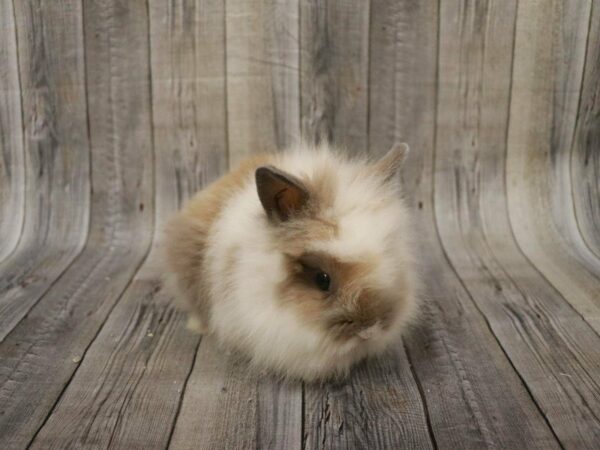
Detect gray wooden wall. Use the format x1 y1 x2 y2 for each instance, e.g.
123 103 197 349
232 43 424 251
1 0 599 448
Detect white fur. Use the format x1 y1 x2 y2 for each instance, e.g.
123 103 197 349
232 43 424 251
198 144 418 381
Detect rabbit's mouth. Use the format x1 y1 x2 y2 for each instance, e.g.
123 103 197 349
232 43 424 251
356 321 383 340
328 317 386 343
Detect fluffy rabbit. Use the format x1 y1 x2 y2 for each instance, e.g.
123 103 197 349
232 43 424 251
165 142 419 381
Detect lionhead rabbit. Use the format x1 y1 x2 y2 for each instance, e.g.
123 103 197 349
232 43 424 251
165 142 419 381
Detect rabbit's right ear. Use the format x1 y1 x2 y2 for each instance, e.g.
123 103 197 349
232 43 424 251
373 143 409 183
255 166 310 221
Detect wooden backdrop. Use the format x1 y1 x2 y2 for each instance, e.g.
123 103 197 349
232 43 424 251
0 0 599 448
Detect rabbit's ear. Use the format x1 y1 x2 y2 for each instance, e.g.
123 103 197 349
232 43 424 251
373 143 409 183
255 166 310 221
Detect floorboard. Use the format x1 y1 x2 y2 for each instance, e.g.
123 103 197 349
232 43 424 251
30 260 198 449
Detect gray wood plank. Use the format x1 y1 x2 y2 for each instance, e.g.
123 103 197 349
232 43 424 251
266 0 301 150
303 347 433 450
0 0 154 446
571 0 600 258
226 0 300 165
506 0 600 336
0 0 91 342
169 336 303 450
370 1 560 448
169 1 303 447
169 338 260 450
300 0 369 154
31 1 230 447
152 0 229 211
435 0 600 447
30 262 198 450
0 0 24 262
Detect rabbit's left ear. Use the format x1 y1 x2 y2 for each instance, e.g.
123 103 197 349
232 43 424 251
373 143 409 182
255 166 310 221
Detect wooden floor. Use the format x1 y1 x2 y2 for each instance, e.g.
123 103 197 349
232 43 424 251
1 0 599 449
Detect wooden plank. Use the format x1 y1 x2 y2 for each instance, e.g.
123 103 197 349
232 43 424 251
571 1 600 258
169 339 260 449
266 0 301 151
299 2 433 448
31 1 230 447
368 0 436 198
0 0 91 342
300 0 369 154
0 0 154 446
169 336 303 450
170 1 303 447
370 1 560 448
226 0 300 165
0 0 24 262
303 348 433 450
506 0 600 335
435 0 600 447
152 0 229 214
30 262 198 450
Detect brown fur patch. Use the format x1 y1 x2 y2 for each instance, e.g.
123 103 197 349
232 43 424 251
165 153 273 328
277 251 397 341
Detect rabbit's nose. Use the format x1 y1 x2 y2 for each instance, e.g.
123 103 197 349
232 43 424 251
357 321 382 340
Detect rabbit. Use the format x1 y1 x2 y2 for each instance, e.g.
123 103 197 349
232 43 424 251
165 142 419 381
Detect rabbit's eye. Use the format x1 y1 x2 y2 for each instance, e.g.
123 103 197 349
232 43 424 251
314 272 331 291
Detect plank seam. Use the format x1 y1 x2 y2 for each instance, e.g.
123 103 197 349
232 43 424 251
146 0 157 248
297 0 302 148
365 0 371 155
165 336 203 449
403 341 438 450
224 0 231 169
3 0 27 263
301 382 306 450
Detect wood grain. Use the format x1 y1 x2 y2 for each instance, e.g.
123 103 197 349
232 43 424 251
266 0 301 150
435 0 600 447
506 0 600 336
151 0 229 215
226 0 300 165
0 0 91 342
30 267 198 450
300 0 370 154
169 336 303 449
571 0 600 258
0 0 24 262
303 347 433 450
0 0 154 446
